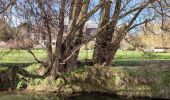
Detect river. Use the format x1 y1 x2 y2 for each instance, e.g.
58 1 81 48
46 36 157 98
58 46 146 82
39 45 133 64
0 92 149 100
0 92 135 100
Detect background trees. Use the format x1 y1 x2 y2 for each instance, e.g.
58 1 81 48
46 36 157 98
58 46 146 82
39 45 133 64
0 19 14 41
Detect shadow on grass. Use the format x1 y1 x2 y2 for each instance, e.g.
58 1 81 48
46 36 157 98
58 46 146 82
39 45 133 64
78 59 149 67
0 62 44 78
0 63 36 69
0 63 45 90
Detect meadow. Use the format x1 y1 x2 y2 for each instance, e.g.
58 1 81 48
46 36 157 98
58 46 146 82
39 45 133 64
1 49 170 63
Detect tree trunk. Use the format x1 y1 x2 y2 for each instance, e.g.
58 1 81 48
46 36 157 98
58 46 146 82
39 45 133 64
62 49 79 72
93 0 144 66
93 26 126 66
93 31 113 65
40 0 100 78
51 0 66 79
60 33 82 72
93 0 112 65
54 0 90 72
93 0 122 65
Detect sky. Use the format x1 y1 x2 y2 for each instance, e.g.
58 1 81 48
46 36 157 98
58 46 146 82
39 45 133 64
6 0 159 30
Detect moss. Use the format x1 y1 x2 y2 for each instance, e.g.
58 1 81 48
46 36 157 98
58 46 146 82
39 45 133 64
24 64 41 74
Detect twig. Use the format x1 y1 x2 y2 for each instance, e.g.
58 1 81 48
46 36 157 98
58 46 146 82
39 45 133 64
27 49 43 63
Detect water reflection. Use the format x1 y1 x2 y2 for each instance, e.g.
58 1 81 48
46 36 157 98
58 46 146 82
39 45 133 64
0 92 151 100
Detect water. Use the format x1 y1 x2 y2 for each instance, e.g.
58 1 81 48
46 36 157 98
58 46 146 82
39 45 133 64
0 92 150 100
0 92 118 100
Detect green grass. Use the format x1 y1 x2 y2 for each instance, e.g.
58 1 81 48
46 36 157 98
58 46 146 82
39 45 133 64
0 66 8 72
115 50 170 60
1 49 170 63
0 49 47 63
78 50 170 60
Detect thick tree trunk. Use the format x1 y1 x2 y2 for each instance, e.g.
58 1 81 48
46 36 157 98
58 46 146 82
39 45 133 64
93 33 124 66
60 33 82 72
93 31 113 65
93 28 126 66
50 39 81 78
93 0 144 66
93 0 112 65
62 50 79 72
54 0 90 72
93 47 117 66
43 0 98 78
51 0 66 79
93 0 122 66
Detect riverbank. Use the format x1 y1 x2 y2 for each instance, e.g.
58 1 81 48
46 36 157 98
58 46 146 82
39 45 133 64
1 64 170 99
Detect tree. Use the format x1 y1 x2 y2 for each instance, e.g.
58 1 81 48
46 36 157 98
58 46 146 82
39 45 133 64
0 0 104 79
36 0 104 79
93 0 169 66
1 0 169 80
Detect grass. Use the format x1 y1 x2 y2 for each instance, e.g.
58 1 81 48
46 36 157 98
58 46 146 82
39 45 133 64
1 49 170 63
115 50 170 60
79 50 170 60
0 49 46 63
1 62 170 98
0 66 8 72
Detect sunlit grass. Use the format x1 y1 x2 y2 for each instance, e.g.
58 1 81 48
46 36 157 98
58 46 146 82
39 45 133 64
1 49 170 63
0 49 47 63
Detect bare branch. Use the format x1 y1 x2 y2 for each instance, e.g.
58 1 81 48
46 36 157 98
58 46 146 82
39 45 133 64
27 50 43 63
119 0 158 19
129 19 154 30
0 0 16 14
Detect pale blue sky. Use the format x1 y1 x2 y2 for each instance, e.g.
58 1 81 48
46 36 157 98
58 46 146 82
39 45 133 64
8 0 157 30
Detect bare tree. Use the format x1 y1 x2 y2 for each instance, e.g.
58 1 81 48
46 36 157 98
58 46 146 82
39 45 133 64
93 0 168 66
0 0 104 79
1 0 169 80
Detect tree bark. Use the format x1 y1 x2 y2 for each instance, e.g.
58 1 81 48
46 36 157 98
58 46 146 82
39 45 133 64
58 0 90 72
93 31 124 66
93 0 121 65
93 5 144 66
51 0 66 79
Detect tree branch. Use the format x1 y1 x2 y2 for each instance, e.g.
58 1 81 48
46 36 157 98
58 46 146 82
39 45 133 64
27 50 43 63
0 0 16 14
69 1 104 35
129 19 154 31
119 0 158 19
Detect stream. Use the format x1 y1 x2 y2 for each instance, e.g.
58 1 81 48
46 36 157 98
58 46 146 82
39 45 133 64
0 92 155 100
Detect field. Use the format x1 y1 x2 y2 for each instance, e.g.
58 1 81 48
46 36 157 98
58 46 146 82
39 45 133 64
1 49 170 63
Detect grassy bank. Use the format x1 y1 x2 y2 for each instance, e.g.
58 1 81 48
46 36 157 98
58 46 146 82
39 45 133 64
27 65 170 99
1 63 170 99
